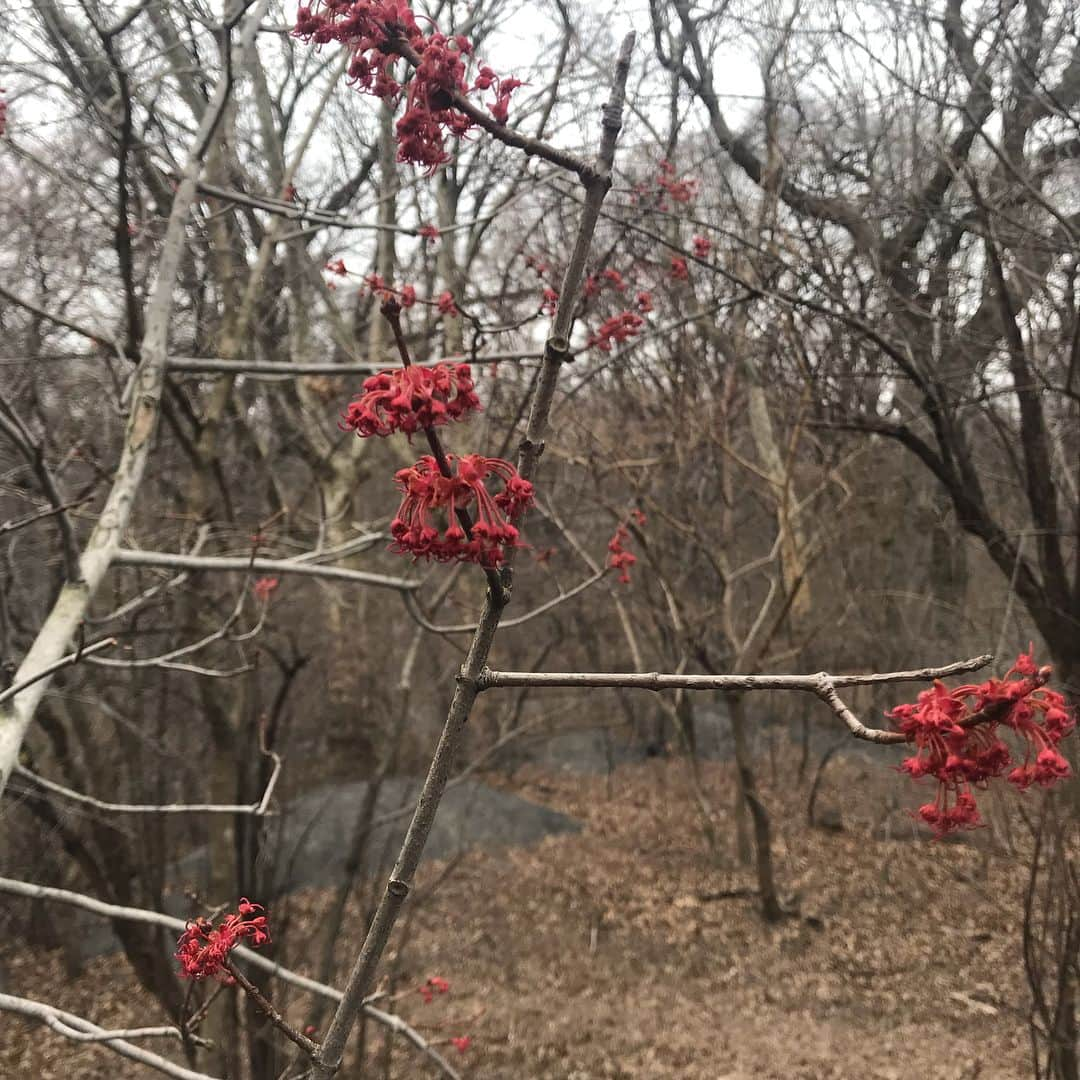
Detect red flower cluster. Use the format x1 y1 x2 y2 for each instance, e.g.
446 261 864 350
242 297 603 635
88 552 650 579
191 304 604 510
326 266 427 311
670 256 689 282
636 291 653 313
541 287 559 315
293 2 519 172
452 1036 471 1054
0 91 6 138
887 649 1075 836
175 899 270 981
607 511 645 584
587 311 645 352
252 576 279 601
392 454 534 566
656 159 698 203
340 363 480 438
692 234 711 259
418 223 440 242
583 267 628 299
419 975 450 1003
524 254 550 278
474 64 524 124
437 290 460 317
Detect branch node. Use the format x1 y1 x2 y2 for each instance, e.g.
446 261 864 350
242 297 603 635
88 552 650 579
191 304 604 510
544 335 572 363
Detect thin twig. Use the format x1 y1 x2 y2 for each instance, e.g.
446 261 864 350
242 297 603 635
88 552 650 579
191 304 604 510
223 959 319 1056
0 637 117 706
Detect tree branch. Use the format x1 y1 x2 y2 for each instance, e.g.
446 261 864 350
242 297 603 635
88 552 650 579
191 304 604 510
111 549 419 592
0 993 220 1080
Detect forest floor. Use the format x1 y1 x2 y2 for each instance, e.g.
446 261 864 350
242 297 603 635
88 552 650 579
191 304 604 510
2 744 1041 1079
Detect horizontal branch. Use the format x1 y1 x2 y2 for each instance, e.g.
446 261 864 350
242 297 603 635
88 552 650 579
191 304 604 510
112 550 419 592
0 993 218 1080
0 495 95 538
0 878 461 1079
11 764 277 816
0 638 117 706
166 351 544 377
478 656 991 693
478 655 995 744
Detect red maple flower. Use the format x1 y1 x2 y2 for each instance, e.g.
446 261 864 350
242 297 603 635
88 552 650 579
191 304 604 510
391 454 534 566
607 521 640 584
175 899 270 981
294 3 518 173
340 363 480 438
437 290 460 317
669 256 689 282
252 576 279 601
451 1036 471 1054
0 90 7 138
524 254 549 278
636 291 653 313
364 272 389 296
656 159 698 203
486 75 524 124
541 287 559 315
419 975 451 1002
326 258 348 276
587 311 644 352
887 648 1075 837
602 268 627 292
418 223 440 242
400 284 417 307
692 234 711 259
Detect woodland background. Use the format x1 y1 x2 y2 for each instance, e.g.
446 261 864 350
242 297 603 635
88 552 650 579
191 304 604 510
1 0 1079 1077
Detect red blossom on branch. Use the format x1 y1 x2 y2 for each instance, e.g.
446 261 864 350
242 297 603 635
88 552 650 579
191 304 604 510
669 256 689 282
636 290 653 313
541 287 559 315
293 2 519 173
524 254 549 277
692 234 711 259
419 975 451 1003
601 267 627 291
0 90 6 138
175 899 270 981
607 516 644 584
326 258 348 276
656 159 698 203
252 576 279 601
587 311 644 352
451 1036 471 1054
437 290 460 317
887 648 1075 836
340 363 480 438
418 223 440 242
391 454 534 566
